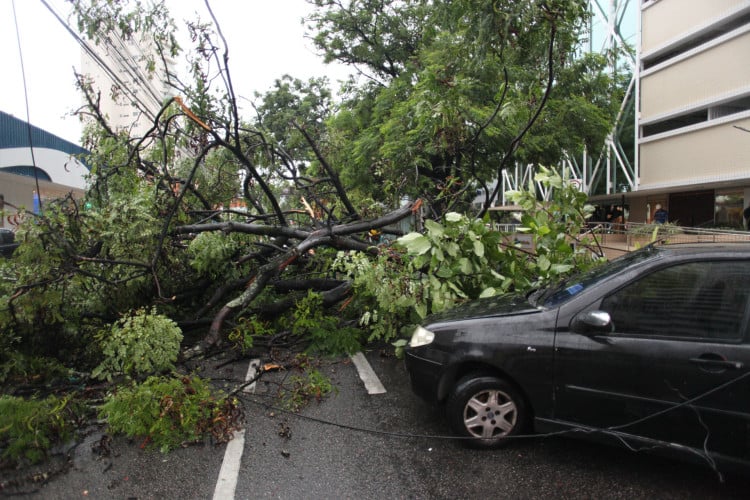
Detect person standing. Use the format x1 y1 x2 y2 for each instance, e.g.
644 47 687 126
653 203 668 224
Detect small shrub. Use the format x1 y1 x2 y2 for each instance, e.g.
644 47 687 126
281 367 334 412
99 375 242 453
92 307 183 381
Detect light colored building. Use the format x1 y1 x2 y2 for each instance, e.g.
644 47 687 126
632 0 750 228
80 32 173 137
0 111 88 228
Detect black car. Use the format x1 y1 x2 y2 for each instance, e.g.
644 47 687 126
405 242 750 472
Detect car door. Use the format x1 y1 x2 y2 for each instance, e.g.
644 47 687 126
552 258 750 463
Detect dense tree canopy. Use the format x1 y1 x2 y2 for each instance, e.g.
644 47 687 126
306 0 620 214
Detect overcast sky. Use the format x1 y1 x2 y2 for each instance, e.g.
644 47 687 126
0 0 350 144
1 1 635 146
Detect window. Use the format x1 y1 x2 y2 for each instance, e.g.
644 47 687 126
600 261 750 341
715 191 744 229
540 248 657 307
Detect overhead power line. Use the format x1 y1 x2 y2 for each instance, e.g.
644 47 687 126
38 0 168 127
12 0 43 212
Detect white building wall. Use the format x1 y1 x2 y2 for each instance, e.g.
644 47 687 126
640 115 750 190
81 33 173 137
642 0 750 56
640 29 750 122
638 0 750 204
0 147 88 189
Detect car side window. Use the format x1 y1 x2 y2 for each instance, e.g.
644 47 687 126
600 260 750 341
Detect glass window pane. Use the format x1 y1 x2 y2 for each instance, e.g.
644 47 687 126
600 261 750 340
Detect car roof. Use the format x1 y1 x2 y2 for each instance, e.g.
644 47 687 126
649 241 750 258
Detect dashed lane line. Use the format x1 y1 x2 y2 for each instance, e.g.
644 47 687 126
212 359 260 500
350 351 387 395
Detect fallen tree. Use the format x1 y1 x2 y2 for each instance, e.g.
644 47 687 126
175 200 422 349
2 0 619 369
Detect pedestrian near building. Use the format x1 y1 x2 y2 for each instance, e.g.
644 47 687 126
653 204 668 224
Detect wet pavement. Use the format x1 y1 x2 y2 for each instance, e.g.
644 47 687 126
5 344 750 499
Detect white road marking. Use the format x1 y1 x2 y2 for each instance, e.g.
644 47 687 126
213 359 260 500
350 351 387 394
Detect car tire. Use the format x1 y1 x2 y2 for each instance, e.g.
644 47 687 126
446 375 527 448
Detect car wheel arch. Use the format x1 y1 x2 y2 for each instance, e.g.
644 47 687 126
437 361 534 420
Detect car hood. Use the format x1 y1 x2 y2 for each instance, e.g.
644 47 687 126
425 293 539 325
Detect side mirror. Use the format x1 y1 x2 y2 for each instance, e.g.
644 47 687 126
571 310 612 334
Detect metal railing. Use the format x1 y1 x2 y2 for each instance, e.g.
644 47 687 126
493 221 750 259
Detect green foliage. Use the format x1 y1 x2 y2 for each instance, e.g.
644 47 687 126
628 222 684 237
0 395 80 465
627 222 684 247
2 183 171 351
281 365 334 412
505 166 604 288
397 212 511 309
188 231 240 280
99 375 241 453
337 211 512 342
334 250 419 342
228 316 274 354
0 352 70 388
392 339 408 359
311 0 617 212
340 168 604 343
92 308 183 381
70 0 179 58
289 292 362 355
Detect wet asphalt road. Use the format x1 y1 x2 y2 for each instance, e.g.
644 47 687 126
17 345 750 499
234 347 750 499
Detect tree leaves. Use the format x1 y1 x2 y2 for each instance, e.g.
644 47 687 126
308 0 617 213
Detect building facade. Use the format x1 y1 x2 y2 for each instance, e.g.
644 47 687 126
0 111 88 228
632 0 750 228
80 32 173 137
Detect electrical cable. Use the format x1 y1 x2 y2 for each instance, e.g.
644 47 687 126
38 0 202 167
40 0 201 166
39 0 164 129
104 33 167 115
12 0 43 213
234 367 750 482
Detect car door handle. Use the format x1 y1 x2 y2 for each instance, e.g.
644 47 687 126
689 357 744 370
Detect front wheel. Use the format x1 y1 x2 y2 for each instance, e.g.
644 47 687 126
446 375 527 449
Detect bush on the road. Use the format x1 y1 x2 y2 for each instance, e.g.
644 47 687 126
92 308 183 382
99 375 242 453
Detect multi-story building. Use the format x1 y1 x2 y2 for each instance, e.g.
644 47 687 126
632 0 750 228
80 32 173 137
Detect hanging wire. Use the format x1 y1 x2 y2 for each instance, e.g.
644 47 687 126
11 0 43 213
39 0 164 126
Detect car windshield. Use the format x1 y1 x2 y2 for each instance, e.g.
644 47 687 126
532 246 659 307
